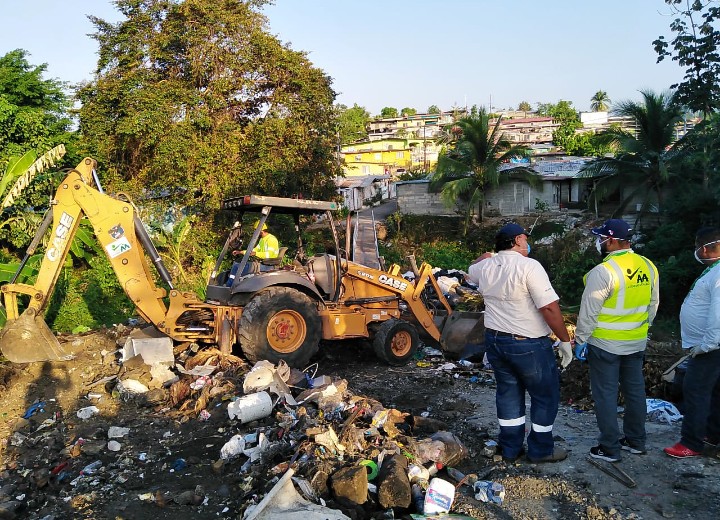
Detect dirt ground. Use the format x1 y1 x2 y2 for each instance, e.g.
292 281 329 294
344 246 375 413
0 328 718 520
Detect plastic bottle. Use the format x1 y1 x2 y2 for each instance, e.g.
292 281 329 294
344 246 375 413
411 484 425 514
423 477 455 514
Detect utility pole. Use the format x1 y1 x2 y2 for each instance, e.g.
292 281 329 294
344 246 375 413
423 124 427 171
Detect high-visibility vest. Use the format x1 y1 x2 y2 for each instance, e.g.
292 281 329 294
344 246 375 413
254 233 279 259
584 251 657 341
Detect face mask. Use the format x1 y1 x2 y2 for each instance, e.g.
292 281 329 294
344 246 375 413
526 244 531 255
694 239 720 264
595 237 609 254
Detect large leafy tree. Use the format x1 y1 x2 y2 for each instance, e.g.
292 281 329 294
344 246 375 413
0 50 75 168
430 109 539 231
400 107 417 116
380 107 398 118
653 0 720 115
77 0 340 209
427 105 441 114
336 103 369 144
579 90 685 223
590 90 611 112
517 101 532 112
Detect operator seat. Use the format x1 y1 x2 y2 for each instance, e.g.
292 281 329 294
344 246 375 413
307 253 336 300
260 246 288 268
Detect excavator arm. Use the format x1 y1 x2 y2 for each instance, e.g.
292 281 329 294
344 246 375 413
0 158 185 362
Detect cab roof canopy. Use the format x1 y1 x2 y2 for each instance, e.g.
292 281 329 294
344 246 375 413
222 195 339 215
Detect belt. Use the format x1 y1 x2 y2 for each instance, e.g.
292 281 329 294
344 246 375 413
486 328 547 341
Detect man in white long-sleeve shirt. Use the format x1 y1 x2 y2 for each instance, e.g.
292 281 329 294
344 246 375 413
664 227 720 458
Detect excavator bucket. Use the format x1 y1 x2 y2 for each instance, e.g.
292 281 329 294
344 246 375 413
0 308 73 363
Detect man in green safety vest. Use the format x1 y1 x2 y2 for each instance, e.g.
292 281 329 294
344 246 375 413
574 219 659 463
226 221 280 286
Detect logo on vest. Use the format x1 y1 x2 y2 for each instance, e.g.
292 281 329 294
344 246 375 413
626 267 649 285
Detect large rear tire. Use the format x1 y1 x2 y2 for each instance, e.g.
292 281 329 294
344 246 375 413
238 287 321 368
373 319 419 366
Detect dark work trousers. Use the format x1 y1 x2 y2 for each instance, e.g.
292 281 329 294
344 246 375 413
485 332 559 460
681 349 720 452
587 345 646 457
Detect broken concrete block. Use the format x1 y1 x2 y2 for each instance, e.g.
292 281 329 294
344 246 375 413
377 454 411 509
330 466 367 506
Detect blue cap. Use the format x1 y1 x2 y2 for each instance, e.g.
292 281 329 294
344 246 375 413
497 223 527 238
591 219 631 240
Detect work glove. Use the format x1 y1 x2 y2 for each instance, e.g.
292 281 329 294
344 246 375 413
574 342 588 362
558 341 573 368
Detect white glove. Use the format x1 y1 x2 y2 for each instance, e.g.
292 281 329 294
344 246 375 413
558 341 573 368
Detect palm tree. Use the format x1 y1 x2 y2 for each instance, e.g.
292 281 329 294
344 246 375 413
579 90 685 224
590 90 611 112
430 109 540 232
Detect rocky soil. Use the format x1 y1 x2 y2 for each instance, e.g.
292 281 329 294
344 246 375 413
0 327 718 520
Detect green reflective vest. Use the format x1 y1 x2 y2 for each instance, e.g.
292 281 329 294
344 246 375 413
253 233 279 259
584 251 657 341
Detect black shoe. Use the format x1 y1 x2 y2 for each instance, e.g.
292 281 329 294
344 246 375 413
502 447 525 463
590 445 621 462
527 447 567 464
619 437 646 455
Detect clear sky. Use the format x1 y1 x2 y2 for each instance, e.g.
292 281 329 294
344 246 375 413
1 0 684 115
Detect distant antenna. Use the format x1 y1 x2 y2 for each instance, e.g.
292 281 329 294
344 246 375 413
489 94 493 113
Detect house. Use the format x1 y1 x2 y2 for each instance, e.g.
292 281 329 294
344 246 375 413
337 175 392 211
341 138 411 177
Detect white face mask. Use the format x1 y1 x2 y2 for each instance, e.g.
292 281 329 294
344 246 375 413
595 237 609 254
694 239 720 264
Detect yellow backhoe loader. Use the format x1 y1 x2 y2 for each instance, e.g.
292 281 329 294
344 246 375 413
0 158 482 367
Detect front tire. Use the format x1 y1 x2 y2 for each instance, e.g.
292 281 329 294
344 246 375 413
238 287 321 368
373 319 419 366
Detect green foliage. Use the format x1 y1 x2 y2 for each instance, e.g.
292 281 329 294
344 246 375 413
400 107 417 117
78 0 340 212
534 198 550 212
397 166 431 181
46 256 134 332
336 103 370 144
518 101 532 112
427 105 441 114
561 131 613 157
430 109 538 230
416 240 475 271
0 50 75 167
590 90 611 112
653 0 720 114
380 107 398 118
579 90 685 219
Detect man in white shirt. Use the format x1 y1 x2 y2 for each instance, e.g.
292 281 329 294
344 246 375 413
474 223 573 463
664 227 720 458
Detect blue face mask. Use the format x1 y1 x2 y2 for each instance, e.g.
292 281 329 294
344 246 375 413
527 244 531 255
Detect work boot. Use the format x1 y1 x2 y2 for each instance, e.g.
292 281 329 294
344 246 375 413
527 447 567 464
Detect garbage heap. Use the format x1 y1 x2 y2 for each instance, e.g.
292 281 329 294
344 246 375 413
219 359 487 519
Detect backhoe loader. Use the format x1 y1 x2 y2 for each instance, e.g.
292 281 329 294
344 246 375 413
0 157 482 367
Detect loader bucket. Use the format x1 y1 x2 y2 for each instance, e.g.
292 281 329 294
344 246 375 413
437 310 485 356
0 308 73 363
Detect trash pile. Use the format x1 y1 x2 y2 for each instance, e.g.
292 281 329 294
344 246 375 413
0 326 510 519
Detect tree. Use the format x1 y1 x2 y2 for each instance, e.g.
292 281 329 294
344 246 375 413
427 105 441 114
430 109 539 231
653 0 720 115
518 101 532 112
400 107 417 117
336 104 369 144
0 50 75 168
579 90 685 223
78 0 340 210
590 90 611 112
537 100 582 149
380 107 399 118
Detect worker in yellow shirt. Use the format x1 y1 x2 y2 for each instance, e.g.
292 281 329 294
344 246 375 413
226 222 280 286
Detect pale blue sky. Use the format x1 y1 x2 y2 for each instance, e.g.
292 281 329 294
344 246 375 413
2 1 684 115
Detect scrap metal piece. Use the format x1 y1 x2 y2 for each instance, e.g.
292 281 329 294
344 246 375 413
585 456 637 488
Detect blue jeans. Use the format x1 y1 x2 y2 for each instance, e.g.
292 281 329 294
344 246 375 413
485 331 559 460
587 345 646 456
681 349 720 451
